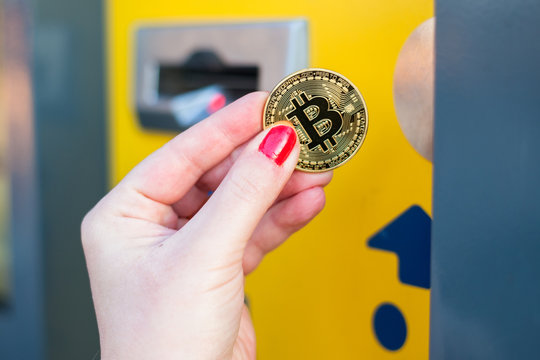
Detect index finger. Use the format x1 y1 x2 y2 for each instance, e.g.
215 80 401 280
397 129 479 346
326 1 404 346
120 91 268 205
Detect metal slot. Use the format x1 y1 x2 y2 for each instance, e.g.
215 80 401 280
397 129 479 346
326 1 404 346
135 20 309 131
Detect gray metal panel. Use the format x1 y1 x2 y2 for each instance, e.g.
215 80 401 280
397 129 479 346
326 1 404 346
1 0 105 357
432 0 540 359
32 0 105 357
0 1 45 358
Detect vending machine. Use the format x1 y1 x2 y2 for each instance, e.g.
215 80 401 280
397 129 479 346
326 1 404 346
4 0 540 359
0 0 439 358
107 1 433 359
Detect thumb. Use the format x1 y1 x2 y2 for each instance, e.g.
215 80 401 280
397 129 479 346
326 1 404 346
184 123 300 260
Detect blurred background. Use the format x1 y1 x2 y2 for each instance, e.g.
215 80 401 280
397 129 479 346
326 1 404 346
0 57 8 309
1 0 539 359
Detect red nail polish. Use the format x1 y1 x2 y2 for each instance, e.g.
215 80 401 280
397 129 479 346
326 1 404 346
258 125 297 166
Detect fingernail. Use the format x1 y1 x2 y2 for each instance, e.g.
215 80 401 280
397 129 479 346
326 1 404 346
258 125 297 166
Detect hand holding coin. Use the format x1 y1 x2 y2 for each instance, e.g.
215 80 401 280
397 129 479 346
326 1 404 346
81 93 332 359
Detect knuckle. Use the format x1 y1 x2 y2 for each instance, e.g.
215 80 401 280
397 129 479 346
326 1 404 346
80 205 105 251
311 187 327 211
80 211 95 249
81 210 94 235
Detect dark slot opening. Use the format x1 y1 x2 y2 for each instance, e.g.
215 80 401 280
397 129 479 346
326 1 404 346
158 50 259 100
139 50 259 132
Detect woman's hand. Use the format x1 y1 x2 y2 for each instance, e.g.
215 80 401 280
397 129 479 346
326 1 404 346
82 92 332 359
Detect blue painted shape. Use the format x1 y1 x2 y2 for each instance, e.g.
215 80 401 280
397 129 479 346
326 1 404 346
373 303 407 351
368 205 431 289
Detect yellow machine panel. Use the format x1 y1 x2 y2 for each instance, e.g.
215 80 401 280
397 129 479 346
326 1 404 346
107 1 433 358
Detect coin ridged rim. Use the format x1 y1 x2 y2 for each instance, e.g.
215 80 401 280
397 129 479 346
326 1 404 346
263 68 369 172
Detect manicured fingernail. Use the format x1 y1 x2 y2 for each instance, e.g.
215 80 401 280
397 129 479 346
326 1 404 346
258 125 297 166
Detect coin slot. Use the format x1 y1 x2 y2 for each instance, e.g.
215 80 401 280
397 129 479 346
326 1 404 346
158 50 258 98
135 21 308 132
139 50 259 130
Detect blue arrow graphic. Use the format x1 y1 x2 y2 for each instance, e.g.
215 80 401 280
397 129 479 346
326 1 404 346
368 205 432 289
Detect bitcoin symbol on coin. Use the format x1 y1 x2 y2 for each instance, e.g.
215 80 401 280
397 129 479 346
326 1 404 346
285 92 343 152
263 68 368 172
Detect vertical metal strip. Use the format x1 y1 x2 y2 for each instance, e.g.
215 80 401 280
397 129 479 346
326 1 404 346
31 0 107 357
0 0 45 358
432 1 540 358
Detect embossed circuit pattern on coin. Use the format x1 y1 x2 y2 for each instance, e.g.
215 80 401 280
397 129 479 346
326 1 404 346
263 68 368 172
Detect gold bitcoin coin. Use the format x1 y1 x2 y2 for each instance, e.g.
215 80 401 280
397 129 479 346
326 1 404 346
263 68 368 172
